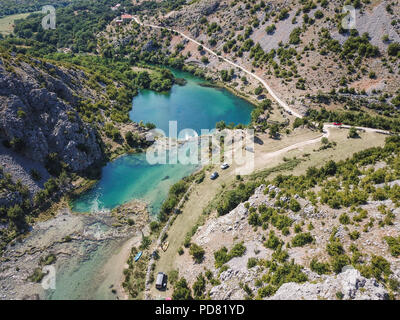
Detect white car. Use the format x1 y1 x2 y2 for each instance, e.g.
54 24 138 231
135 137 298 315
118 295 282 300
221 163 229 170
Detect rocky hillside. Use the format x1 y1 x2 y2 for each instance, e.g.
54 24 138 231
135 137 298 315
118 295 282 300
0 51 109 250
135 0 400 124
172 135 400 300
0 55 103 173
0 52 104 200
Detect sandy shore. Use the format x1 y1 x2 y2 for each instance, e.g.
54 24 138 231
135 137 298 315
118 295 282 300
94 232 144 300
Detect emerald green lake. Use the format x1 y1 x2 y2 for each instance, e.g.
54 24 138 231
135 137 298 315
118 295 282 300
130 70 253 135
57 70 253 300
71 70 253 214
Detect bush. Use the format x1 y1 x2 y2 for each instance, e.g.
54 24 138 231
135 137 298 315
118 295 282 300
216 182 256 216
310 258 330 275
289 27 302 45
349 231 360 240
247 257 258 269
384 236 400 257
348 127 359 138
289 199 301 212
291 232 314 247
339 213 350 224
331 254 351 274
28 268 46 283
254 86 263 95
192 274 206 299
150 221 159 233
189 243 205 263
214 242 247 268
258 285 277 298
214 247 229 268
388 42 400 57
172 278 192 300
229 242 246 258
326 240 345 256
359 255 391 280
30 169 41 181
265 24 276 34
169 270 179 284
265 231 281 250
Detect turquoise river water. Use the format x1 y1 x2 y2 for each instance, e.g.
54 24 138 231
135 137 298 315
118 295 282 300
50 69 254 299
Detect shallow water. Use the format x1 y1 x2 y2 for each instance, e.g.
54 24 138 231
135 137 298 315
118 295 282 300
71 152 197 214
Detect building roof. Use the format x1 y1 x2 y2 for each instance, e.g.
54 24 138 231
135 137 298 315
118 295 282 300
121 14 133 20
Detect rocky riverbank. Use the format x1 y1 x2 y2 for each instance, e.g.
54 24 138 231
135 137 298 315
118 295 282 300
0 200 149 300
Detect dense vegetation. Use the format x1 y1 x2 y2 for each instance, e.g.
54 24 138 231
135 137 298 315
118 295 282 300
0 0 71 17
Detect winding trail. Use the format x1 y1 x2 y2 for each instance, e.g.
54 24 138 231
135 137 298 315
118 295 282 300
130 17 393 300
133 17 303 118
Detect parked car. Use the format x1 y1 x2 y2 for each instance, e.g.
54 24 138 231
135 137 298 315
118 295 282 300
156 272 167 290
210 172 219 180
220 163 229 170
333 122 342 126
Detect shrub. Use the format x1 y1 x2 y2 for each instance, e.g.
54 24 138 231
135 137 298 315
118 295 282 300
230 242 246 258
258 285 277 298
384 236 400 257
388 42 400 57
310 258 330 275
254 86 263 95
169 270 179 284
265 24 276 34
139 236 151 250
348 127 359 138
192 274 206 299
314 10 324 19
172 278 192 300
339 213 350 224
331 254 351 274
265 231 281 250
214 242 247 268
30 169 41 181
359 255 391 280
349 231 360 240
247 257 258 269
291 232 314 247
326 240 345 256
27 268 46 283
40 253 56 266
289 27 302 45
214 247 229 268
289 199 301 212
189 243 205 263
150 221 159 233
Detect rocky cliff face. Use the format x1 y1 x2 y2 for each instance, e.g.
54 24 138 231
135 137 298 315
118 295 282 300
0 57 103 174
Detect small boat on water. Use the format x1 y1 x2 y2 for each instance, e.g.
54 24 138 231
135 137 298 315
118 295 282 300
134 251 143 262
